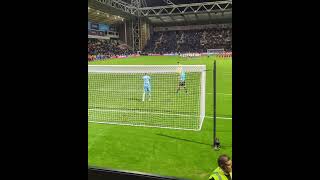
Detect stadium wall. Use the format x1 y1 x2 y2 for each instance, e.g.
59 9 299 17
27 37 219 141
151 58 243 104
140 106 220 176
116 19 151 51
117 23 126 43
88 21 109 32
140 20 151 50
115 21 133 49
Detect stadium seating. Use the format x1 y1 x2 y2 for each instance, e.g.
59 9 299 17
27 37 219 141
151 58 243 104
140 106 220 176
88 26 231 60
88 38 133 61
143 26 232 54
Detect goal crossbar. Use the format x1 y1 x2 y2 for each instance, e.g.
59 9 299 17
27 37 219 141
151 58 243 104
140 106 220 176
88 65 206 73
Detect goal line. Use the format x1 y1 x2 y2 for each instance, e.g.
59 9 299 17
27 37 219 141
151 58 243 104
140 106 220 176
88 108 231 120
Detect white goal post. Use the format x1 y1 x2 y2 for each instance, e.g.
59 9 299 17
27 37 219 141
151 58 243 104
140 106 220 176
88 65 206 131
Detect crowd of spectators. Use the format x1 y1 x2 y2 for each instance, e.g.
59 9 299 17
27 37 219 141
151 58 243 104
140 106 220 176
88 38 133 61
143 26 232 54
88 26 231 61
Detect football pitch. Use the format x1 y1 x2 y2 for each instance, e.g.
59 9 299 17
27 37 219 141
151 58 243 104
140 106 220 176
88 56 232 180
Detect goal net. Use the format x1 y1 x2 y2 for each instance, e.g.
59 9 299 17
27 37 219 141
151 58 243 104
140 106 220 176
88 65 206 131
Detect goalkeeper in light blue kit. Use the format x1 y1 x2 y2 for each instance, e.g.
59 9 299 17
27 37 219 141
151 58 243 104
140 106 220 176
142 73 151 101
176 63 188 93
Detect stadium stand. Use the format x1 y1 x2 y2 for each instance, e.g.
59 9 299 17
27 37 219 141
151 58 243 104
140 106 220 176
88 25 231 60
88 38 133 61
143 26 232 54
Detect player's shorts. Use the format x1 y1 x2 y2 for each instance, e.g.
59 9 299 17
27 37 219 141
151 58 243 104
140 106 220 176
144 86 151 92
179 81 185 86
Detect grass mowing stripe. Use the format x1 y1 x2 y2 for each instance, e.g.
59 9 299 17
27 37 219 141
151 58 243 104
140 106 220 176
88 56 232 180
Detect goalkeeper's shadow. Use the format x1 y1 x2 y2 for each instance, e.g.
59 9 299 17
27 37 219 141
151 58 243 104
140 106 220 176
156 133 211 147
155 133 232 148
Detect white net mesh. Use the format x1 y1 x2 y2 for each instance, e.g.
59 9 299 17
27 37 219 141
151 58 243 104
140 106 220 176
88 65 206 131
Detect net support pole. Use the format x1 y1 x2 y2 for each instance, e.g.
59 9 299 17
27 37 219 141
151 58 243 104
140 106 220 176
213 60 218 150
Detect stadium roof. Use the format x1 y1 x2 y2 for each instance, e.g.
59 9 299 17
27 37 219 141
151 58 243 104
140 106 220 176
88 7 125 24
125 0 228 7
88 0 231 25
144 0 227 7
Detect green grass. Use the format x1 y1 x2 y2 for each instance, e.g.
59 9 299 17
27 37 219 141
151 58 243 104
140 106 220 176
88 56 232 180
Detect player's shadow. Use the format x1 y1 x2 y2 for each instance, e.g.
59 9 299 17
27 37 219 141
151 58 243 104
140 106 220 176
156 133 211 147
155 134 232 148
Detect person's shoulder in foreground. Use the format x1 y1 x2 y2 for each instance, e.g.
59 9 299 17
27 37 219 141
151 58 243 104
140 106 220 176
209 154 232 180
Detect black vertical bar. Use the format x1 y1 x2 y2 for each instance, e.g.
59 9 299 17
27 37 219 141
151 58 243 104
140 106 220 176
213 60 217 148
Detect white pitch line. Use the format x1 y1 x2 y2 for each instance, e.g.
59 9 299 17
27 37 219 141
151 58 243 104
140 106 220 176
88 121 201 131
206 116 232 120
206 93 232 96
89 108 200 118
